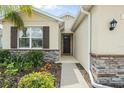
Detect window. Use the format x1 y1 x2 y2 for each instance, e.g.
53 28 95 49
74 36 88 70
18 27 43 48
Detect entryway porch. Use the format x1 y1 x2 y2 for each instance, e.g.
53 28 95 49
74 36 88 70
61 33 73 55
59 32 89 88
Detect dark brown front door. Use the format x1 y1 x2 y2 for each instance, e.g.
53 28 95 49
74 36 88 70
63 35 70 54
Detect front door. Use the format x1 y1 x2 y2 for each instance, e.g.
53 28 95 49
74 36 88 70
63 35 71 54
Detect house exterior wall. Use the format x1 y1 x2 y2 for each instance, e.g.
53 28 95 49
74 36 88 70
2 11 60 50
90 5 124 87
73 5 124 87
73 16 89 72
58 27 61 58
2 22 11 49
91 5 124 54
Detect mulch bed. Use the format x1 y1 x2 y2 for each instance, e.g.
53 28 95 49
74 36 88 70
0 62 62 88
75 63 93 88
0 67 36 88
50 63 62 88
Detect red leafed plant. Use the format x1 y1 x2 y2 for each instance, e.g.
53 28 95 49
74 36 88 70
43 63 52 71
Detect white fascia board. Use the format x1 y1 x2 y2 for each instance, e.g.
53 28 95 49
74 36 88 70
71 10 86 32
71 5 93 32
71 9 81 31
32 7 64 22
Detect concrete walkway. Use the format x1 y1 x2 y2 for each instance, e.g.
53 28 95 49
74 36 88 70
60 56 79 63
60 56 89 88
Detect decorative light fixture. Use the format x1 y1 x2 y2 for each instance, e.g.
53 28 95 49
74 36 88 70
110 19 117 31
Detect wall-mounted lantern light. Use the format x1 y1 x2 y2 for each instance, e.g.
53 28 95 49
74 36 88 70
109 19 117 31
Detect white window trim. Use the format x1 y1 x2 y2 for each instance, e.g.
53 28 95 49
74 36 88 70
18 26 43 49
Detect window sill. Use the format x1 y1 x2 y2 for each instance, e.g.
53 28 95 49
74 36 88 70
18 48 43 49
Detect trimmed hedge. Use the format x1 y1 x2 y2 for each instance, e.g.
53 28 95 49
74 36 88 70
0 50 11 63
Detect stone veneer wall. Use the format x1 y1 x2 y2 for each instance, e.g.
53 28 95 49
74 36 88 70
10 49 60 62
90 53 124 87
43 50 60 62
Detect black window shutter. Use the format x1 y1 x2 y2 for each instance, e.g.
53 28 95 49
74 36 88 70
43 26 49 48
11 27 17 49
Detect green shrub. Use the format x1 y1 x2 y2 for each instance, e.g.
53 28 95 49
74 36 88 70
3 79 12 88
25 51 43 67
11 51 43 71
11 52 24 64
18 71 55 88
23 62 33 71
0 50 44 72
4 63 18 75
0 50 11 63
10 52 26 71
0 61 8 68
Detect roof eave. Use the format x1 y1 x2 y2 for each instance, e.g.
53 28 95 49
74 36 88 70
32 7 64 23
71 5 93 32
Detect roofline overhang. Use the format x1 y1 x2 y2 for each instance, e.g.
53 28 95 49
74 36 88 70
71 5 94 32
32 7 64 22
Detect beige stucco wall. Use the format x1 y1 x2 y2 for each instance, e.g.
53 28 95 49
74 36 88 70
91 5 124 54
73 16 89 72
2 11 60 49
73 5 124 72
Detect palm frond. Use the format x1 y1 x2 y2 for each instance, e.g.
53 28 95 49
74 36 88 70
0 5 32 29
5 11 24 29
20 5 32 16
0 5 32 16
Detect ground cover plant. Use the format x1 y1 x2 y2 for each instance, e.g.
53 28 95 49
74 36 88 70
0 50 60 88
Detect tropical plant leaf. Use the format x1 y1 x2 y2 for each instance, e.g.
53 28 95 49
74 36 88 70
5 11 24 29
0 5 32 29
19 5 32 16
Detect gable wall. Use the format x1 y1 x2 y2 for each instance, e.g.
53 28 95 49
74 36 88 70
61 15 75 33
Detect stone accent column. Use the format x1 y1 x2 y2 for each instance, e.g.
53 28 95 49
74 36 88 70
43 50 60 62
90 53 124 87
